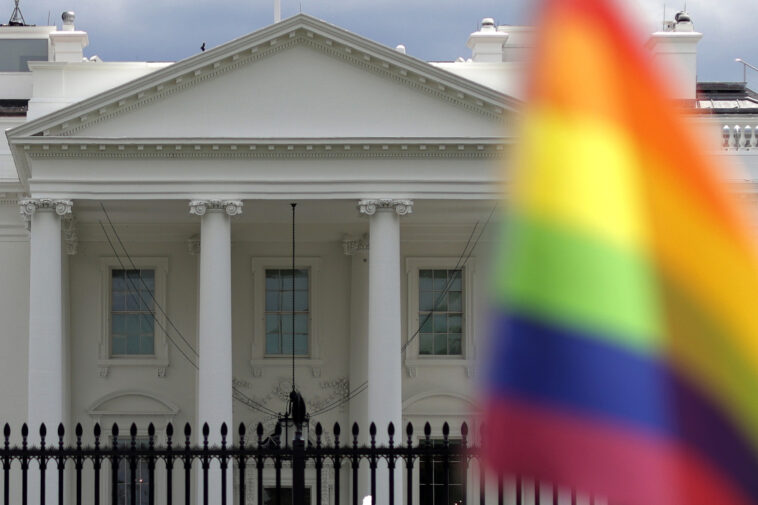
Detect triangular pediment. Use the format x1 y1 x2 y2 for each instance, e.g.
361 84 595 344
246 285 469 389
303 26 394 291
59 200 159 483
8 14 517 141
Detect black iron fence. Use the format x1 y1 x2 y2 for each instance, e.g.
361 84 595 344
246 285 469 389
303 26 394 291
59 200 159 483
0 420 576 505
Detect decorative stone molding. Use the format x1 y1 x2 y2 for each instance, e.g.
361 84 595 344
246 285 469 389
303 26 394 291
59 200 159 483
342 233 369 256
157 367 167 378
19 198 73 230
357 199 413 216
62 215 78 255
98 366 109 378
189 199 243 216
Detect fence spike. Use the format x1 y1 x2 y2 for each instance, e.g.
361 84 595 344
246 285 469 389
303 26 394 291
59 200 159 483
202 422 210 445
111 423 119 437
75 423 83 439
388 422 395 448
315 423 323 447
461 421 468 438
184 422 191 438
442 422 450 442
58 423 65 439
166 422 174 438
148 423 155 437
352 422 359 437
21 423 28 438
130 423 137 438
369 422 376 440
3 423 9 439
424 422 431 440
221 422 228 438
239 422 246 438
333 422 341 444
40 422 47 439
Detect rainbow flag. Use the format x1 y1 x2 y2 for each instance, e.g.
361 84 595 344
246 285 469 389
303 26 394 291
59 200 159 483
485 1 758 504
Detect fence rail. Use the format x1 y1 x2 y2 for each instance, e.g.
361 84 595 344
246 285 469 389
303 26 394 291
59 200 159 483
0 420 579 505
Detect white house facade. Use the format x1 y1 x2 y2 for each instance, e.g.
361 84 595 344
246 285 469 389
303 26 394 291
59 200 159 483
0 7 756 505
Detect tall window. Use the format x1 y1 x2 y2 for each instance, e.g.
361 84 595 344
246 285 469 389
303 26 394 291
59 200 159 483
420 439 466 505
111 269 155 356
265 269 309 355
418 269 463 356
115 437 151 504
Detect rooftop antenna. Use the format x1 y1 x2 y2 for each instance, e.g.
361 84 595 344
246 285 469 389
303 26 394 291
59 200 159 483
274 0 281 22
8 0 26 25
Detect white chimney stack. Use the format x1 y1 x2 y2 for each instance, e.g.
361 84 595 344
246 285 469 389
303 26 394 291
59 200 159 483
647 11 702 100
49 11 89 62
467 18 508 62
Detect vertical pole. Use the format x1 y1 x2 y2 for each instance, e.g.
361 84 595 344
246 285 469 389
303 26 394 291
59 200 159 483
292 438 306 505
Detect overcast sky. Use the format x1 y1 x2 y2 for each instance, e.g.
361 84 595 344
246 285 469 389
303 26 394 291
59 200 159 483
10 0 758 90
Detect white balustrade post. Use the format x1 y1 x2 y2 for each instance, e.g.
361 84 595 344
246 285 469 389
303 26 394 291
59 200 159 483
189 199 242 504
20 198 72 503
358 199 413 505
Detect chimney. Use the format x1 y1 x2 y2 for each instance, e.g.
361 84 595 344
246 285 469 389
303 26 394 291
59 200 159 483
467 18 508 62
49 11 89 62
647 11 702 100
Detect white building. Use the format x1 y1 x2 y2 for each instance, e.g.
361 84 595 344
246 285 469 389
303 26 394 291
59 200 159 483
0 6 753 505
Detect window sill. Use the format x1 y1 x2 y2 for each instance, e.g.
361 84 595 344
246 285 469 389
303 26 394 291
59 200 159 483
250 358 325 378
97 358 169 378
404 358 475 378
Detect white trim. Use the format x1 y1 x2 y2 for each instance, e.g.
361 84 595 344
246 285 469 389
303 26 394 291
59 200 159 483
97 257 170 374
250 257 323 377
404 257 476 377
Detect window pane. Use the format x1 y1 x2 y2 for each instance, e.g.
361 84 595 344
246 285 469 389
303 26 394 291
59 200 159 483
140 334 154 355
126 334 140 354
419 291 435 311
282 316 293 335
434 334 448 354
266 314 280 334
112 292 125 311
294 290 308 311
448 334 462 355
281 291 293 311
126 291 140 311
434 293 447 311
448 291 462 312
433 270 447 290
265 290 279 311
112 314 126 334
126 314 140 335
294 269 308 289
112 336 127 355
419 315 433 333
265 270 279 290
266 333 280 354
281 335 293 355
295 314 308 334
448 315 462 333
281 271 294 290
449 270 462 290
419 334 433 355
294 333 308 355
419 270 433 290
433 314 447 333
140 314 154 335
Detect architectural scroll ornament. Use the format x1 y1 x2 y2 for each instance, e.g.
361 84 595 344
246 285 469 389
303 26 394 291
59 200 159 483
342 233 369 256
357 199 414 216
18 199 73 230
188 199 243 216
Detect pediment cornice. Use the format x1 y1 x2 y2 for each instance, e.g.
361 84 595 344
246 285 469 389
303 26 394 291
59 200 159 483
17 137 508 160
7 14 518 143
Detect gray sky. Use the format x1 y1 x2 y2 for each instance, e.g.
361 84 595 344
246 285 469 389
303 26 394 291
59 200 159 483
10 0 758 90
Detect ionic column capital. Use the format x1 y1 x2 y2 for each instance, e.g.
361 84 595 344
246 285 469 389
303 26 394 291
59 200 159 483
357 199 413 217
189 199 243 217
19 199 73 218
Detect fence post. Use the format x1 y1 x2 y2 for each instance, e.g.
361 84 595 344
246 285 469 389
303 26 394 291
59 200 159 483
292 431 306 505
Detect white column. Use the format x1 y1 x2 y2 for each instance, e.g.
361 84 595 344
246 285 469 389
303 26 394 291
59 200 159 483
358 199 413 505
20 198 72 502
189 199 242 504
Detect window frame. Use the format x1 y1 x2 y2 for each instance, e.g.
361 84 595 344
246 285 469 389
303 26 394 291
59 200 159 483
262 268 311 357
98 257 169 371
251 257 323 377
405 258 476 376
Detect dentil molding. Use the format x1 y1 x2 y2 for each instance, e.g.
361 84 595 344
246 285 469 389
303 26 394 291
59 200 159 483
357 199 413 216
188 199 243 216
342 233 369 256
